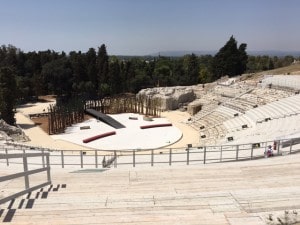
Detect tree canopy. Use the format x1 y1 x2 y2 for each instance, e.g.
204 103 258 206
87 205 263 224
0 67 17 125
212 36 248 78
0 41 297 106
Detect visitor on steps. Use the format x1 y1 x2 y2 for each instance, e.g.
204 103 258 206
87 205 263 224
265 145 274 157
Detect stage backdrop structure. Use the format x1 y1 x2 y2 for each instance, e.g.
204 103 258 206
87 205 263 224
48 94 162 135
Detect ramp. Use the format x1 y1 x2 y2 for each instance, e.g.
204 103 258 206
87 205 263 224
85 109 125 129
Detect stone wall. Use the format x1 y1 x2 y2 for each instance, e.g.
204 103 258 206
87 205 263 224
187 103 202 115
138 86 196 111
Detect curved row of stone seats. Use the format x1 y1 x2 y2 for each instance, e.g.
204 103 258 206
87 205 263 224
215 105 241 118
218 94 300 143
239 93 261 105
242 94 300 123
261 75 300 90
1 144 300 224
193 101 219 120
223 98 257 113
190 84 297 146
223 114 254 133
280 95 300 113
221 114 300 145
195 107 238 144
250 87 294 104
219 94 300 145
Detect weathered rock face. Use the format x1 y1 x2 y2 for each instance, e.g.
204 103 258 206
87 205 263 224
138 86 196 110
0 119 21 135
0 119 29 142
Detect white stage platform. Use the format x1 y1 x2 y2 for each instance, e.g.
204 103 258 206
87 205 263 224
52 113 182 150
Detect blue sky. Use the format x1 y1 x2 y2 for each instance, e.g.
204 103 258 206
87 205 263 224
0 0 299 55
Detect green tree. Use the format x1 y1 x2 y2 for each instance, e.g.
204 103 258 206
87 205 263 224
172 58 185 85
199 65 211 83
86 48 97 96
212 36 247 78
41 58 72 96
97 44 109 93
0 67 17 125
109 58 121 95
237 43 248 74
183 54 199 85
69 51 87 94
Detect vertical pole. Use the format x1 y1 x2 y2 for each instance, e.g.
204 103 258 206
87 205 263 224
5 148 9 166
114 150 117 168
61 151 64 168
220 146 223 162
169 149 172 166
23 156 29 189
203 147 206 164
251 144 254 159
133 150 136 167
46 154 51 183
290 139 293 154
186 148 189 165
236 145 239 161
95 150 98 168
42 149 45 168
277 140 280 155
151 150 154 167
80 150 83 168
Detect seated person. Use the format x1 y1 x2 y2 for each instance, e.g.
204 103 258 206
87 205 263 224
266 145 274 157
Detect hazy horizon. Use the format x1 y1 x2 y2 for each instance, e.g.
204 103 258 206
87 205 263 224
1 0 299 55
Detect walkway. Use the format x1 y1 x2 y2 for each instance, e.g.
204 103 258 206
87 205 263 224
1 153 300 224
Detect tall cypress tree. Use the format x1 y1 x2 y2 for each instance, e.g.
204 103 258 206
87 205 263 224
212 36 247 78
97 44 109 95
86 48 97 85
0 67 17 125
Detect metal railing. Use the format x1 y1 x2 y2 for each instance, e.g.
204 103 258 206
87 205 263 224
1 137 300 169
0 152 51 204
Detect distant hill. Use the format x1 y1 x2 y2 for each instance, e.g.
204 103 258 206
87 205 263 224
255 62 300 76
150 50 216 57
248 50 300 57
150 50 300 57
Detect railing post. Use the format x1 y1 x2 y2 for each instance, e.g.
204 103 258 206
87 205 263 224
151 150 154 167
46 154 51 183
23 156 30 189
61 150 64 168
80 150 83 168
169 149 172 166
95 150 98 168
5 148 9 166
42 149 45 168
290 139 293 154
220 146 223 162
186 148 189 165
251 144 254 159
114 150 117 168
133 150 136 167
236 145 239 161
203 147 206 164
